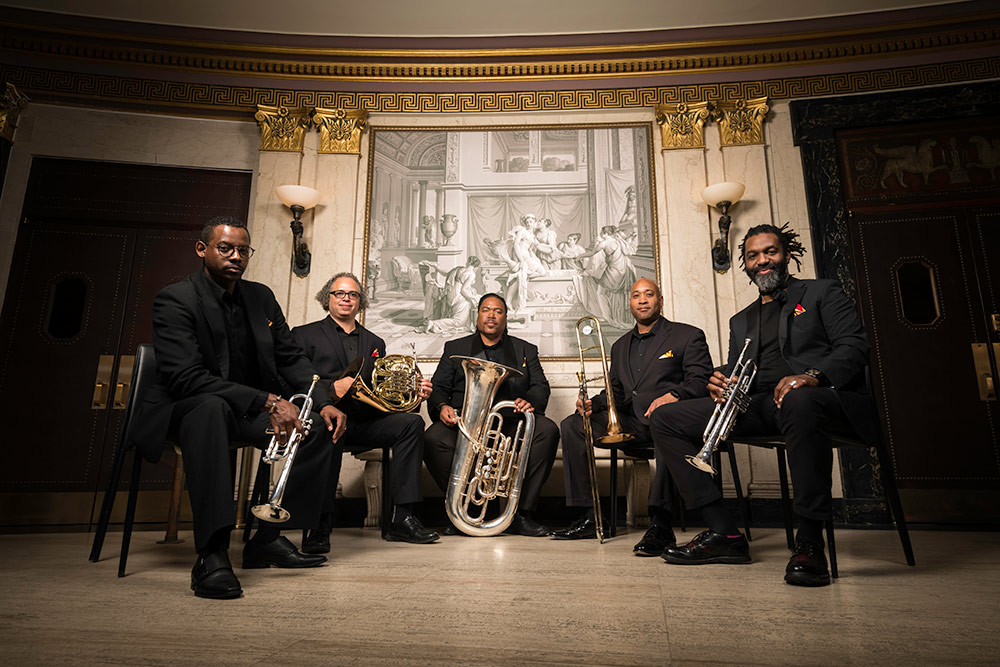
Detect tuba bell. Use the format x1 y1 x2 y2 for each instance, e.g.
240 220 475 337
445 355 534 537
339 353 423 413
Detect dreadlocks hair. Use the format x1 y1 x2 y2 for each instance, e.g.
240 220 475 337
738 222 806 271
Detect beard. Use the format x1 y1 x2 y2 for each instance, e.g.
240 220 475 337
747 258 789 296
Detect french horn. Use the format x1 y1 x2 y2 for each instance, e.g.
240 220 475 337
339 353 423 413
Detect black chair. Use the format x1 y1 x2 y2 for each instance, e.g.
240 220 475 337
89 344 259 576
722 430 916 579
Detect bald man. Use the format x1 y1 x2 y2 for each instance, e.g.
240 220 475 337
552 279 713 556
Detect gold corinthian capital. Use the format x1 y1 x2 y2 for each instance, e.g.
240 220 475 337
313 107 368 154
655 102 711 150
254 105 311 152
712 97 770 147
0 83 30 143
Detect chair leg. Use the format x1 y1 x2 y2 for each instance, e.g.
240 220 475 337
380 446 391 539
243 460 269 543
608 448 618 538
726 446 751 541
873 445 916 566
825 519 838 579
90 439 132 563
776 448 795 550
118 451 144 577
157 451 185 545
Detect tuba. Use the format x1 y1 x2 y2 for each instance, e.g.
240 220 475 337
576 317 634 543
687 338 757 475
339 353 422 413
251 375 320 523
445 356 535 537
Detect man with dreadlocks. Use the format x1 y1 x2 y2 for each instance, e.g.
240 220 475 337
649 223 874 587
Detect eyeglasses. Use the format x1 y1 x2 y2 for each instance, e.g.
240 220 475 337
209 243 255 258
331 290 361 301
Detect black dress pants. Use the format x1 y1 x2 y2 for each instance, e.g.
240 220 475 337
649 387 857 520
169 394 334 553
423 413 559 511
322 412 426 510
560 411 674 510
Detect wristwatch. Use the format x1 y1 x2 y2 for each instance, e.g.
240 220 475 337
803 368 826 385
668 390 681 400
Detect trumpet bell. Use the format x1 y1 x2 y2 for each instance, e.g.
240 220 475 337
251 504 290 523
684 454 716 475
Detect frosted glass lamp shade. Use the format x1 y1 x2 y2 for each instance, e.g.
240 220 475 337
701 182 745 209
275 185 321 210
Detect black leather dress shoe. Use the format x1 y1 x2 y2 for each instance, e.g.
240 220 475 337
191 551 242 599
385 514 440 544
301 514 332 555
633 523 677 557
785 540 831 587
662 530 751 565
242 535 327 569
550 516 597 540
504 513 551 537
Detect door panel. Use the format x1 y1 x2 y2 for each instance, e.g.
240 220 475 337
851 209 1000 522
0 223 133 522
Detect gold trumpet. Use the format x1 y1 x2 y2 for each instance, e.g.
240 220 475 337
576 316 634 543
339 353 423 413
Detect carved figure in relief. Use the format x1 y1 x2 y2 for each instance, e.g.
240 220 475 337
534 218 560 269
969 135 1000 178
874 139 945 189
558 233 586 270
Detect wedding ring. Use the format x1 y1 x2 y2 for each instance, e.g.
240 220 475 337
790 380 797 387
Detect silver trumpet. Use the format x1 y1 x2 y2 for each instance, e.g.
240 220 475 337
687 338 757 475
251 374 320 523
446 356 535 537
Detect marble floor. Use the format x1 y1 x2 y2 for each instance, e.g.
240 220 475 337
2 526 998 666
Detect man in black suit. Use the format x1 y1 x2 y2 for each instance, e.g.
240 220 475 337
292 272 439 547
654 224 873 587
552 278 713 556
424 293 559 536
134 217 347 600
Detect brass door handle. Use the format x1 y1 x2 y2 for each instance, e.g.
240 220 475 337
92 355 114 409
971 344 997 401
113 354 135 410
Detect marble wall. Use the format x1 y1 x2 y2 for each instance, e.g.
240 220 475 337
0 101 842 504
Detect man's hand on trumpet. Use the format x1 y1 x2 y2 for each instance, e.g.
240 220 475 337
708 370 737 404
266 393 304 446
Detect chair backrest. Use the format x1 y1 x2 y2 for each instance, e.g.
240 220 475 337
119 343 158 450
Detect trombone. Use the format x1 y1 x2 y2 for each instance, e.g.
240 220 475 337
575 316 634 542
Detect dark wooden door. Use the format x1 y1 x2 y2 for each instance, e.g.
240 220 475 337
0 157 251 527
837 114 1000 523
849 208 1000 522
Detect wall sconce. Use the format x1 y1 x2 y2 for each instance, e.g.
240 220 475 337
275 184 321 277
701 181 745 274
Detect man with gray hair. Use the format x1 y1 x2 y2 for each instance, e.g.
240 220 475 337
292 272 440 548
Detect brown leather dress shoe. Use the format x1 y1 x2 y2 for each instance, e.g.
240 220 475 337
633 523 676 557
242 535 327 569
785 540 831 587
662 530 751 565
191 551 242 599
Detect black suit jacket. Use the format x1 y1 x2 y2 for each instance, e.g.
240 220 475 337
591 316 713 425
133 270 331 463
725 276 877 442
291 317 387 419
428 333 550 420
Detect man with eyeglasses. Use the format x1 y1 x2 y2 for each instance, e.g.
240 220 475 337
134 217 348 600
292 272 440 548
423 293 559 537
